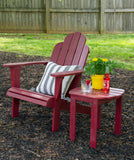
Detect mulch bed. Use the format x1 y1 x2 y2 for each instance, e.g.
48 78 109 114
0 51 134 160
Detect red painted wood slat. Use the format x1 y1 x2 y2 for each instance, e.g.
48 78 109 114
64 32 81 65
72 34 86 65
56 33 73 65
78 45 89 69
7 91 54 108
50 42 63 63
69 87 125 100
3 61 48 67
51 70 82 77
8 87 53 102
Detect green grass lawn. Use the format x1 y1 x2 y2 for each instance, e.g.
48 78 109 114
0 33 134 70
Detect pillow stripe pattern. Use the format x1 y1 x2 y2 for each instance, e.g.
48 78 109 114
36 62 55 93
36 61 81 97
49 65 71 95
36 62 57 94
44 64 61 95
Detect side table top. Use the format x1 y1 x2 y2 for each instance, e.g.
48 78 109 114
69 87 125 100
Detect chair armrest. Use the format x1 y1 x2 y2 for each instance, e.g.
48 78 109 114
51 70 83 78
3 61 49 88
3 61 48 67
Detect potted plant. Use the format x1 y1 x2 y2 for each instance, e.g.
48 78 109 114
84 58 115 89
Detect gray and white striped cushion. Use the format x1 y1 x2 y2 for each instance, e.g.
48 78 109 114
36 61 81 97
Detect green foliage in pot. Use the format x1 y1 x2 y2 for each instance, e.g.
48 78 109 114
84 58 116 77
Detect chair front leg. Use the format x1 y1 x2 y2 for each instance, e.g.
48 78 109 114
52 77 63 132
10 66 21 117
10 66 21 88
52 99 61 132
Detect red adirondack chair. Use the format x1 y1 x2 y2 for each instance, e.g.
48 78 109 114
3 32 90 132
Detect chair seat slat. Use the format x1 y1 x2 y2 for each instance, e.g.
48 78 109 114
8 87 53 102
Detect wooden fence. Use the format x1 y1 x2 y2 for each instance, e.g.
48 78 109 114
103 0 134 33
0 0 46 33
46 0 100 33
0 0 134 33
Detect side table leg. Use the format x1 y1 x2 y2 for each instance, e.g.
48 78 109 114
90 100 98 149
97 105 101 129
114 96 123 135
70 97 76 140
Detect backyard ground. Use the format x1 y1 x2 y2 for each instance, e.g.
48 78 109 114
0 51 134 159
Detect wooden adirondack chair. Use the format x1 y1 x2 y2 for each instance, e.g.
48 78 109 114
3 32 90 132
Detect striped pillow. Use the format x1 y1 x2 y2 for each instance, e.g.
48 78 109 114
36 61 81 97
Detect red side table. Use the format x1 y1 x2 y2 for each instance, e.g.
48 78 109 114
69 87 125 149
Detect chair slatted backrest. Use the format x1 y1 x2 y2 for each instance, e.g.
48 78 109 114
50 32 89 69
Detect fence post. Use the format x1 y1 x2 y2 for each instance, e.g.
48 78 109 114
99 0 105 34
46 0 50 33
